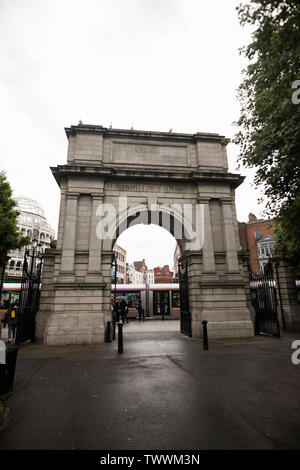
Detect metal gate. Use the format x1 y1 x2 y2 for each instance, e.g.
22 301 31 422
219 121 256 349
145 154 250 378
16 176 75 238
179 257 192 337
16 246 43 344
250 261 280 337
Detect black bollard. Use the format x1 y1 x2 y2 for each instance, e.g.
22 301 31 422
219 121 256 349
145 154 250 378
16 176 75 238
118 322 123 354
0 343 19 394
202 320 209 351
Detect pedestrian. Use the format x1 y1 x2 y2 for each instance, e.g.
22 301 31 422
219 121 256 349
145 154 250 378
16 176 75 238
136 300 143 322
120 298 128 324
120 298 129 324
114 300 121 323
0 304 5 340
5 300 19 342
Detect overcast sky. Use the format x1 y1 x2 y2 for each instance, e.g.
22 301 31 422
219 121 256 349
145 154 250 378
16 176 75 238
0 0 265 269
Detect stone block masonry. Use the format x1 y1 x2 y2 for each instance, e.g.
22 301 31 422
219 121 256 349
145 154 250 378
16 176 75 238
36 124 254 344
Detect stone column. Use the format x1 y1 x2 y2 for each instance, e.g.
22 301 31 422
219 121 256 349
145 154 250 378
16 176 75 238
86 193 104 282
275 258 300 331
221 197 240 273
198 197 216 274
60 192 79 280
56 188 67 250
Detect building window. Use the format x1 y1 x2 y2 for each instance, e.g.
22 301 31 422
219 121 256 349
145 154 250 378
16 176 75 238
172 291 180 308
16 261 22 271
254 229 262 240
257 238 276 260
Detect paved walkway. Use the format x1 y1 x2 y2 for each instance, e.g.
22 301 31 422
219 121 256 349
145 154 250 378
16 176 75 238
123 318 180 334
0 321 300 450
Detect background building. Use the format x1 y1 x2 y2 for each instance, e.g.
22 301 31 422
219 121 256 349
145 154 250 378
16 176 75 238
113 244 126 284
154 265 173 284
126 263 143 284
238 212 276 273
126 260 154 284
147 269 154 284
134 259 149 284
6 196 55 281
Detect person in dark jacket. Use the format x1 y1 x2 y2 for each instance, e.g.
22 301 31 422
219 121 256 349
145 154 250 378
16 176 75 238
5 301 19 342
114 300 121 323
120 299 128 324
136 300 143 322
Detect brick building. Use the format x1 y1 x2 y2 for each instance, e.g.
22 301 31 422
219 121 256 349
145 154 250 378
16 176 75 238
154 265 173 284
133 259 148 283
238 213 276 274
126 259 154 284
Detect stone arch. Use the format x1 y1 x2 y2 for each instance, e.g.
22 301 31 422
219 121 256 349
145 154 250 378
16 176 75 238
37 124 254 345
103 207 189 254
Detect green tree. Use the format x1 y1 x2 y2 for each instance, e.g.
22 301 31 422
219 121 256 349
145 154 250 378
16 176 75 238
0 171 30 265
274 199 300 276
234 0 300 274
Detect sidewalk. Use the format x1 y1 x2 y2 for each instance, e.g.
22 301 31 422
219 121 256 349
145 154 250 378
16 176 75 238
0 320 300 450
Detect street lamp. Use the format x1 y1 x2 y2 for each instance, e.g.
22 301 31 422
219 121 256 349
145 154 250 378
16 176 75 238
111 253 118 340
112 253 118 303
23 239 42 280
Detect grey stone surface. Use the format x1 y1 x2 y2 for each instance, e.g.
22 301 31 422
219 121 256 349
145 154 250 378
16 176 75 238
1 323 300 450
37 125 255 344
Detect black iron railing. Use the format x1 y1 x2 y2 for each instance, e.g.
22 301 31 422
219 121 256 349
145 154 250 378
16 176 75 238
250 261 280 337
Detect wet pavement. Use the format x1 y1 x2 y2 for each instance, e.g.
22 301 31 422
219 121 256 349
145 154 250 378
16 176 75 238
0 320 300 450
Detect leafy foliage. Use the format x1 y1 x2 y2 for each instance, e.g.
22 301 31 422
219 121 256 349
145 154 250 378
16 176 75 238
0 171 30 265
235 1 300 274
274 199 300 276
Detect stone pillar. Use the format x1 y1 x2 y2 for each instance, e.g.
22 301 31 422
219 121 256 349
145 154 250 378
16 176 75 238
60 192 79 280
86 193 104 282
56 187 67 250
101 248 115 325
198 197 216 274
275 258 300 331
186 251 204 338
221 197 240 273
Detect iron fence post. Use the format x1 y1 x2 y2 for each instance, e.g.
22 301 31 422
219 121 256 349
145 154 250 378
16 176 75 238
275 262 286 331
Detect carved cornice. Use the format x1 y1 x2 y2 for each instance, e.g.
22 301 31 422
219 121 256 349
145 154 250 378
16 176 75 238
65 124 225 144
65 191 80 199
51 164 244 190
220 196 234 205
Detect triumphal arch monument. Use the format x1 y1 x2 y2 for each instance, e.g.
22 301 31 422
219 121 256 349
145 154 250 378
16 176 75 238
36 123 254 344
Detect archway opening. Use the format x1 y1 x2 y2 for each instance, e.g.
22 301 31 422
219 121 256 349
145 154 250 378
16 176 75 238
111 222 184 336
